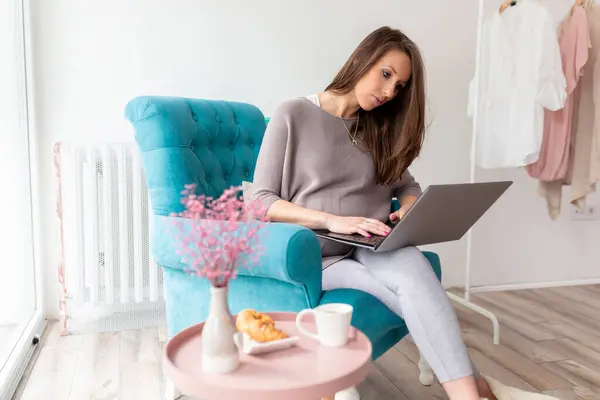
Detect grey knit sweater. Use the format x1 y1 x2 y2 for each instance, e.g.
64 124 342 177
251 97 422 268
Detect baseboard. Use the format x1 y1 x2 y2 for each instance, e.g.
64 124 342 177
466 278 600 293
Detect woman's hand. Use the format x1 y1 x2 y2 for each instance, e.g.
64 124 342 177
390 195 418 224
325 215 391 238
389 209 406 224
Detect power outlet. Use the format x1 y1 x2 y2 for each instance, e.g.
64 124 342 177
571 204 598 221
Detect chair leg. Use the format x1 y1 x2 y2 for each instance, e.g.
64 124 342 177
164 377 182 400
418 352 434 386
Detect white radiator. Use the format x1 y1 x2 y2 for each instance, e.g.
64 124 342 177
54 142 165 335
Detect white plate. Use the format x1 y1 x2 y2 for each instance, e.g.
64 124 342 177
233 331 299 355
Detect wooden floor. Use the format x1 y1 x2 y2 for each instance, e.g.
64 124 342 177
12 285 600 400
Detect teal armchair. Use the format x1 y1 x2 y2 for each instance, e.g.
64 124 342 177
124 96 440 394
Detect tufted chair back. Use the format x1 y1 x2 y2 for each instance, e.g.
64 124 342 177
124 96 267 216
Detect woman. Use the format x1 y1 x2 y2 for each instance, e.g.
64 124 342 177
251 26 555 400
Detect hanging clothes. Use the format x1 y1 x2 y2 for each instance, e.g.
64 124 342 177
527 3 600 220
526 5 591 182
586 4 600 201
586 0 596 15
570 3 600 208
468 0 567 169
539 3 600 219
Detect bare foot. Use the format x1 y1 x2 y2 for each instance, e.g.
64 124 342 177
320 397 334 400
476 376 498 400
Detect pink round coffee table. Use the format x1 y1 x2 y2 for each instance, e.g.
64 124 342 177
163 311 372 400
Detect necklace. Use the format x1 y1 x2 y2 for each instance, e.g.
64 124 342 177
329 92 360 146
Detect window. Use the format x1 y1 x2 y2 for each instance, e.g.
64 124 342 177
0 0 45 397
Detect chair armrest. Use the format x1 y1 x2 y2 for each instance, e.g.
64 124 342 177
151 215 323 307
391 198 400 213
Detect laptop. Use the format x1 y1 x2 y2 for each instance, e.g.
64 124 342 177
313 181 512 252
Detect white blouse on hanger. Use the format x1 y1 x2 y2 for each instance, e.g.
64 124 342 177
468 0 568 169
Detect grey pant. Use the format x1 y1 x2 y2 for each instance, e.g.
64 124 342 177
322 246 474 383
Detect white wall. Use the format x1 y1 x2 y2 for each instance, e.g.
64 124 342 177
29 0 598 319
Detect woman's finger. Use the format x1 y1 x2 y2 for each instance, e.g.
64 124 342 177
390 211 405 224
362 223 389 237
356 227 371 237
377 221 392 232
370 220 392 235
368 226 388 236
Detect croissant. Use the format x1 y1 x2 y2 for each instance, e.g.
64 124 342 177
236 309 289 342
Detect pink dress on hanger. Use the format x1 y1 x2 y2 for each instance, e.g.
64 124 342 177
526 6 591 182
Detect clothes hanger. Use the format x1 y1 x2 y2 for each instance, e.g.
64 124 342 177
499 0 517 14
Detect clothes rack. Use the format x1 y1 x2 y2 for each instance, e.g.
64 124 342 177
445 0 501 346
447 0 595 346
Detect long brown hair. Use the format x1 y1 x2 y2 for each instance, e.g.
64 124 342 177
325 26 426 185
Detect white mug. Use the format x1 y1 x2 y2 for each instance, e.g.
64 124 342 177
295 303 355 347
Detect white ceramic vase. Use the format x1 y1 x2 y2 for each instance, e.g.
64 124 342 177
201 286 240 374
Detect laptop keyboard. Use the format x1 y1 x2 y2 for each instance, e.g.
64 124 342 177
324 232 385 246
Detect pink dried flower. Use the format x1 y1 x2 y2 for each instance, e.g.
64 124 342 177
169 184 269 287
